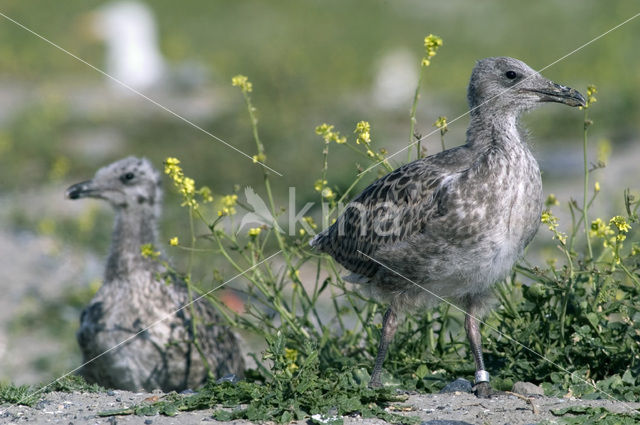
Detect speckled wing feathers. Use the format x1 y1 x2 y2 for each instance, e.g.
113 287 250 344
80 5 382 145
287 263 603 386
311 147 473 279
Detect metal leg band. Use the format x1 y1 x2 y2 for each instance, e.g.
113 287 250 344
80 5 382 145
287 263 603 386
475 370 490 383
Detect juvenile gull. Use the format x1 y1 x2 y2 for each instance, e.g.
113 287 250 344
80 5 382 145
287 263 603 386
66 157 244 392
311 57 585 396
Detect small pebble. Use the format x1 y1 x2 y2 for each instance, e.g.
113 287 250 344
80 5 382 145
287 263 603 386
216 374 238 384
511 381 544 396
107 390 116 396
440 378 473 393
144 419 153 424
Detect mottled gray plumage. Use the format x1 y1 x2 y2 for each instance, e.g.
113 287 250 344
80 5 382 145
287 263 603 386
311 57 584 395
66 156 244 392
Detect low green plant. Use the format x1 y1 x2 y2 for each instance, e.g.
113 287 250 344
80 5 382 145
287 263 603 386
100 331 417 424
0 375 103 407
549 405 640 425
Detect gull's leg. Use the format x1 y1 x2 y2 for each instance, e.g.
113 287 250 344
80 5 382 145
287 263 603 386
464 298 492 398
369 307 398 388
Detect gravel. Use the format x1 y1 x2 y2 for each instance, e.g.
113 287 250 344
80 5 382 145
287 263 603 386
1 390 638 425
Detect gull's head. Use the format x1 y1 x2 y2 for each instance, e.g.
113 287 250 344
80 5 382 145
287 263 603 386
467 57 585 116
66 156 162 214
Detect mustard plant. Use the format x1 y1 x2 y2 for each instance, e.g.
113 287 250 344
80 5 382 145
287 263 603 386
409 34 443 161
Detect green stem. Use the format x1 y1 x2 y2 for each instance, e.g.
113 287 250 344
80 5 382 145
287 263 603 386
583 108 593 260
409 67 425 162
559 276 573 341
242 89 310 339
437 304 450 351
186 207 213 379
620 262 640 288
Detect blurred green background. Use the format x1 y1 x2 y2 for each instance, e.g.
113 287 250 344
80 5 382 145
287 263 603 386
0 0 639 385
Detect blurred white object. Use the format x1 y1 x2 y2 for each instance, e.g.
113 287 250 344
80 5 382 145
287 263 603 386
84 0 218 120
93 1 166 91
371 49 418 111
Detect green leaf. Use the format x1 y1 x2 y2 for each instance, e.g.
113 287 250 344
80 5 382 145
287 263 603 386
415 365 429 379
622 369 636 385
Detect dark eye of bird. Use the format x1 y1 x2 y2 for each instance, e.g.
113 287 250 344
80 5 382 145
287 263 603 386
505 70 517 79
121 172 135 182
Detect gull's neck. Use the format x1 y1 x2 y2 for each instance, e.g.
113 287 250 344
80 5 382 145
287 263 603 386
105 206 160 282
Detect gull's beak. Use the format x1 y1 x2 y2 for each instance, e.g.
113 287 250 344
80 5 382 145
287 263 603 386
66 180 98 199
524 80 586 107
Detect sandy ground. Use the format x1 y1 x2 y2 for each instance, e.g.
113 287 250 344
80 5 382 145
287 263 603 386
1 389 639 425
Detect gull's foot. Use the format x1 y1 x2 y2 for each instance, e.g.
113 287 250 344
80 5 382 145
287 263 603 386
473 381 495 398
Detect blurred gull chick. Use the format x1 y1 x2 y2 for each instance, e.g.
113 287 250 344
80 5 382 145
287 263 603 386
66 156 244 392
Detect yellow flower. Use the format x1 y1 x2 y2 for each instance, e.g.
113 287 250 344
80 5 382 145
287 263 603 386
321 187 335 200
421 34 443 67
354 120 371 145
355 120 370 134
580 84 597 109
594 181 600 192
164 157 201 209
541 210 566 244
541 210 556 226
252 153 266 163
231 74 253 93
248 227 262 237
586 84 597 106
303 216 317 229
222 194 238 207
314 179 327 192
169 237 179 246
218 194 239 216
284 347 299 373
315 123 346 144
433 116 448 134
545 194 560 207
590 218 614 238
182 177 195 195
140 243 160 259
315 123 334 136
289 269 300 280
198 186 214 203
610 216 631 233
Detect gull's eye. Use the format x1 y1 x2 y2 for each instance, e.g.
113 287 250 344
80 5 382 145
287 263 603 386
505 70 518 79
120 172 135 183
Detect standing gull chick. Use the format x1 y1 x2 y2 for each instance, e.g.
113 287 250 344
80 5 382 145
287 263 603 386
311 57 585 396
66 157 244 392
